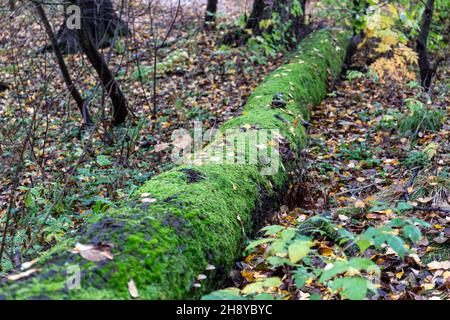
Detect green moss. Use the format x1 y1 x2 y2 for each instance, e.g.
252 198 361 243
0 28 349 300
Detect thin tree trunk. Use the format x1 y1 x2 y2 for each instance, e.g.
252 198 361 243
344 0 369 66
205 0 218 27
75 18 128 125
245 0 266 31
245 0 307 45
417 0 435 91
33 1 92 125
0 82 7 92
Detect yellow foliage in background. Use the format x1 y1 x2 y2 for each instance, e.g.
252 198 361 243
364 6 418 82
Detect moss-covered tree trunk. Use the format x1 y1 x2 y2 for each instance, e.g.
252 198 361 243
0 29 349 300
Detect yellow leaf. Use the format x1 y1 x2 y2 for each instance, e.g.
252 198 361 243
242 270 256 282
320 246 334 257
288 241 312 264
388 4 398 17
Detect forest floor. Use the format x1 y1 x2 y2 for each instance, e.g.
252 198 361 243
0 0 283 272
219 46 450 300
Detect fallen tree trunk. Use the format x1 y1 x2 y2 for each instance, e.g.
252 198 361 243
0 29 349 300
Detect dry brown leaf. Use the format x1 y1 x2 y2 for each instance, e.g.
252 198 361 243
152 143 170 153
355 200 366 208
417 197 433 204
427 260 450 271
71 243 114 262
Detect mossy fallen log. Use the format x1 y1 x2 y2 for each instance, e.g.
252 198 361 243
0 29 349 299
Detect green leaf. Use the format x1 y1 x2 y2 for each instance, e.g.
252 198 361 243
267 256 293 267
245 238 276 252
331 277 368 300
362 226 380 239
293 267 311 288
253 293 275 300
387 218 406 227
369 203 389 212
373 233 390 247
262 277 282 287
241 277 282 295
288 240 312 263
349 258 375 270
241 282 264 295
261 225 284 236
310 293 322 300
410 217 431 228
403 224 421 243
268 239 288 255
386 235 407 258
96 155 112 166
202 288 246 300
356 239 372 253
281 228 296 240
397 201 413 212
319 261 348 283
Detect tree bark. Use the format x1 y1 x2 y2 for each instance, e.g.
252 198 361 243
417 0 435 91
42 0 130 55
33 1 92 125
74 1 128 125
245 0 266 31
245 0 307 46
204 0 218 27
0 82 7 92
344 0 370 67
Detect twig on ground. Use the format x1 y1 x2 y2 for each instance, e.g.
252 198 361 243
335 183 378 196
413 206 450 214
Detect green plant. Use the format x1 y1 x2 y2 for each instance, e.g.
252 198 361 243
337 141 379 163
353 217 429 256
404 150 429 168
131 50 189 81
397 99 445 140
346 70 365 81
318 257 379 300
203 211 430 300
115 40 125 54
374 108 401 130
